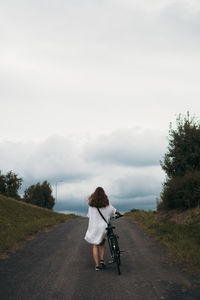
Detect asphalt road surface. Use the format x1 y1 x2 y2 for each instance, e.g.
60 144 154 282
0 217 200 300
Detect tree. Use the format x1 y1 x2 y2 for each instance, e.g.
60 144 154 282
159 112 200 210
0 171 6 195
161 112 200 178
0 170 23 199
5 171 23 199
24 181 55 209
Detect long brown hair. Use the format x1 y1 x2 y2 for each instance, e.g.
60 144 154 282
88 187 109 208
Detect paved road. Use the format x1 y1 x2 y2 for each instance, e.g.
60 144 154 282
0 217 200 300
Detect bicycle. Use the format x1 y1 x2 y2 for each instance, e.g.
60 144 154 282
106 215 123 275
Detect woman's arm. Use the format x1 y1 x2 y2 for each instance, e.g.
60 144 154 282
115 210 123 217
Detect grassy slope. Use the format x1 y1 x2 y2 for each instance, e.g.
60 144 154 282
0 195 76 254
125 208 200 273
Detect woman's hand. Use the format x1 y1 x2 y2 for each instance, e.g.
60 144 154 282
116 210 123 217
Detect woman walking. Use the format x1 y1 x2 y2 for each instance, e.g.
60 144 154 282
84 187 123 270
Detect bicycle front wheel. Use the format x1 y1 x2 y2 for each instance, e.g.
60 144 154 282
112 239 121 275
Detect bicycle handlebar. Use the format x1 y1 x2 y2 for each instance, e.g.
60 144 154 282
111 214 124 220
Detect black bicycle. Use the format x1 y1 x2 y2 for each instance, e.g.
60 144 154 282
106 215 123 275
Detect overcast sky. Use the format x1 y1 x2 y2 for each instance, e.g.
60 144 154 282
1 0 200 214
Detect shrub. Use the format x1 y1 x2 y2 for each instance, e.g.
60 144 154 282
160 172 200 210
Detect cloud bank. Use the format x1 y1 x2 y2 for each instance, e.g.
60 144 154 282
84 128 166 166
0 127 167 214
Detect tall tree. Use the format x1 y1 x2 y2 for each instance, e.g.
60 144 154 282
24 181 55 209
160 112 200 210
161 112 200 178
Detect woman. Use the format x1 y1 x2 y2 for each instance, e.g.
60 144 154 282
84 187 123 270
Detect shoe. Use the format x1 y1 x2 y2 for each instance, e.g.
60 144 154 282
95 266 101 271
100 260 106 269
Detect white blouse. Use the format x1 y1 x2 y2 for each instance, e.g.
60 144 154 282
84 204 116 245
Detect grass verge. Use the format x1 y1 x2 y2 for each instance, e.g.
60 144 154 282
0 195 77 255
125 208 200 274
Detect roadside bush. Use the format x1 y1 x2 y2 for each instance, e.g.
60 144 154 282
160 172 200 210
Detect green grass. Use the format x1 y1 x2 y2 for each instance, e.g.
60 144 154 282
125 209 200 273
0 195 77 254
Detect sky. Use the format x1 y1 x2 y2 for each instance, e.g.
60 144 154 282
1 0 200 215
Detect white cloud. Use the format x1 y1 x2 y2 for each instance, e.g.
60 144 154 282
112 0 200 14
1 0 200 141
110 166 164 199
84 128 167 166
0 128 166 213
0 135 91 187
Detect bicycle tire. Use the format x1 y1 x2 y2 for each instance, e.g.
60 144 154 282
112 238 121 275
108 236 113 256
113 235 121 265
115 237 121 266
